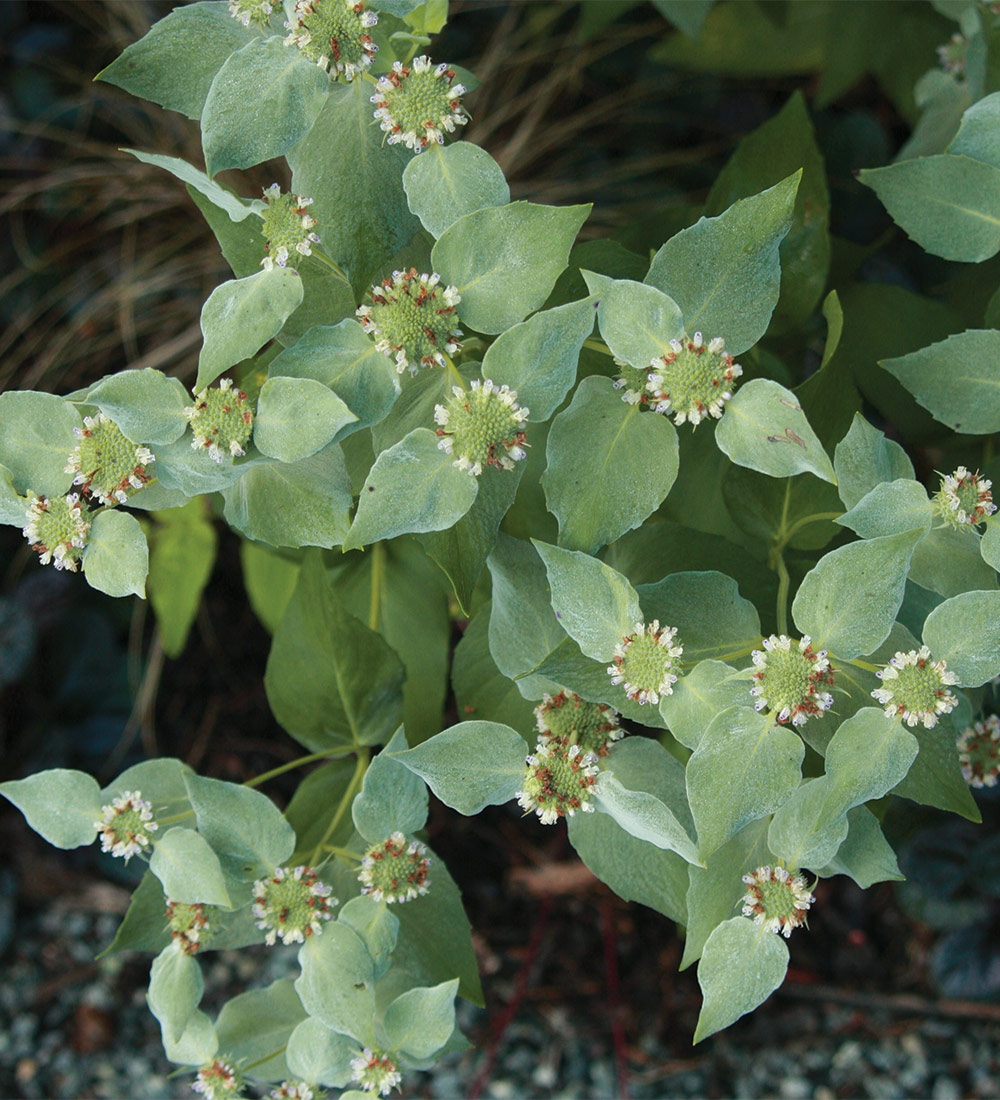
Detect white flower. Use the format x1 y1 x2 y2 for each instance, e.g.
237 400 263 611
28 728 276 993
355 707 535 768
749 634 834 727
94 790 158 861
957 714 1000 788
350 1048 402 1096
741 864 814 938
370 56 468 154
607 620 683 705
515 740 599 824
871 647 959 729
646 332 742 426
358 832 431 903
434 379 528 476
251 865 336 946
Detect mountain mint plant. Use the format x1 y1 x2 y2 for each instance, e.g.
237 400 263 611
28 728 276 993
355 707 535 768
3 0 1000 1091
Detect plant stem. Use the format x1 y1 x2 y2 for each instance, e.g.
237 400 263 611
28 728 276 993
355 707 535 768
243 747 353 789
310 749 369 865
369 541 384 630
781 510 844 543
583 338 614 357
848 657 881 673
310 248 351 284
241 1046 287 1073
323 844 361 863
774 551 790 637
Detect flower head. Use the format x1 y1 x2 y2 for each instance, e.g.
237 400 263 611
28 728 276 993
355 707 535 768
228 0 273 27
94 790 158 862
434 379 528 476
65 412 154 506
284 0 378 80
938 32 968 76
193 1059 243 1100
166 900 214 955
607 620 683 705
252 865 336 946
957 714 1000 788
932 466 996 528
371 56 468 153
612 356 654 406
270 1082 324 1100
358 832 431 904
184 379 255 463
259 184 320 271
741 864 814 939
22 493 90 572
871 646 960 729
350 1048 402 1096
750 634 834 727
356 268 461 374
646 332 743 426
534 691 622 757
516 738 599 825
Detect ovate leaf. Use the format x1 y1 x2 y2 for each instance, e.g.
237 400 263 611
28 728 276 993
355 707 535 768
83 510 149 599
402 141 510 239
0 769 101 849
149 828 231 908
923 590 1000 686
253 376 357 463
0 391 81 497
431 201 591 334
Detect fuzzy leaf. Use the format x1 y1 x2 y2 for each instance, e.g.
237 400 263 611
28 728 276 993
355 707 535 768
403 141 510 238
0 769 101 849
83 510 149 599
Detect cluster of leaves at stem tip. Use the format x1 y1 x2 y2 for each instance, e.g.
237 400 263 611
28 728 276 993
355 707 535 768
4 0 1000 1090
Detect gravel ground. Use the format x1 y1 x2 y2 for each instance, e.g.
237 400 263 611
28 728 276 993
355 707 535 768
2 865 1000 1100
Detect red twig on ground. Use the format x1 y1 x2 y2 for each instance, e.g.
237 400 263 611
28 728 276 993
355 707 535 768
601 899 630 1100
468 896 553 1100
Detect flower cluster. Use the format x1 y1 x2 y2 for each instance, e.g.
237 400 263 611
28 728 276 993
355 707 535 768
357 268 462 374
516 738 599 825
749 634 835 728
284 0 378 79
534 691 622 757
607 620 683 705
270 1081 323 1100
646 332 743 426
957 715 1000 789
166 899 213 955
871 647 959 729
259 185 320 271
228 0 273 28
22 493 90 572
95 790 158 862
371 56 468 153
611 356 654 406
65 411 154 506
184 379 255 463
741 864 814 939
350 1048 402 1096
434 379 528 476
358 832 432 904
193 1059 243 1100
932 466 996 528
252 865 336 945
938 32 968 76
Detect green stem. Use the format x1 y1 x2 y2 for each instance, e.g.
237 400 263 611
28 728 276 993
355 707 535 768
323 844 362 863
441 351 465 390
780 510 844 544
712 645 756 664
369 541 385 630
774 551 790 637
309 749 369 865
583 338 614 357
157 808 195 827
847 657 880 673
242 747 353 789
241 1046 287 1073
310 248 351 284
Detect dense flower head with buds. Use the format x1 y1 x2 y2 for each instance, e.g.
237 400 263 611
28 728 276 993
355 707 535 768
358 832 432 903
228 0 273 28
22 493 90 572
608 620 683 705
284 0 377 79
371 56 468 153
270 1081 323 1100
516 738 599 825
357 268 461 374
957 714 1000 788
534 691 622 757
166 900 213 955
741 864 814 938
750 634 835 727
184 379 255 463
434 379 528 476
259 185 320 271
612 356 654 406
350 1048 402 1096
646 332 743 426
938 32 968 75
871 647 960 728
193 1059 243 1100
933 466 996 528
252 865 336 946
94 790 158 861
65 412 153 506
